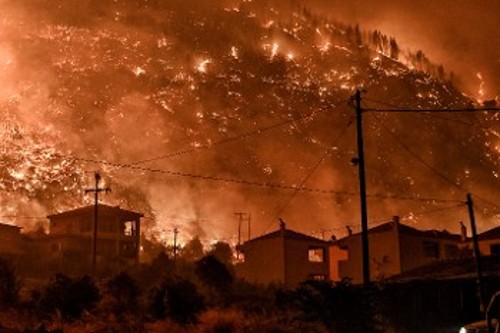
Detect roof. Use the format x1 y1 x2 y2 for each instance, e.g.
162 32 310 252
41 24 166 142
47 204 144 220
335 221 461 244
388 256 500 282
0 223 22 231
477 226 500 241
243 227 328 245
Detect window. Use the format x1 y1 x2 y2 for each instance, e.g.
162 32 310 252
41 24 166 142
490 244 500 257
422 241 440 259
308 247 325 262
123 221 136 236
309 274 326 281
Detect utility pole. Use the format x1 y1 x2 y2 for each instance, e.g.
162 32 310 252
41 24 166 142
247 213 252 241
352 89 371 288
173 227 179 261
466 193 485 313
85 172 111 276
234 212 249 259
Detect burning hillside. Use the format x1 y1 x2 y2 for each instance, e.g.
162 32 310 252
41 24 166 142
0 0 497 243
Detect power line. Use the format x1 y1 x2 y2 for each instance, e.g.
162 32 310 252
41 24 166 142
262 116 355 235
371 113 473 191
362 97 500 113
400 203 466 219
123 98 351 166
51 152 463 204
370 113 500 211
0 215 47 220
364 97 498 135
366 107 500 113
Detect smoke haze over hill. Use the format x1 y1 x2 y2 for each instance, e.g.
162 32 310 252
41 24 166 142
0 0 497 246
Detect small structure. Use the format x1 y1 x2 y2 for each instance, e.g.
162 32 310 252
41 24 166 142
330 216 463 284
236 220 330 289
46 204 143 270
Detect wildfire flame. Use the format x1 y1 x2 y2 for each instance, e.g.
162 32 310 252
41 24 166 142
477 72 485 99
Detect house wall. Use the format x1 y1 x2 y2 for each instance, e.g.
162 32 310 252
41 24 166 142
478 239 500 256
399 234 460 273
0 226 23 257
48 210 141 263
284 239 329 289
236 237 285 285
329 245 348 281
337 225 401 284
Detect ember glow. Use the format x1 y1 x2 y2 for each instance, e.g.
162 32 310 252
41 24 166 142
0 0 497 244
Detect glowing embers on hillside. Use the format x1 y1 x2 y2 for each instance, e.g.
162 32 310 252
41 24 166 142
195 58 212 73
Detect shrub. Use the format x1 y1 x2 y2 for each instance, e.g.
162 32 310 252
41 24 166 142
38 274 101 321
148 277 205 324
195 255 233 293
0 257 20 309
105 271 141 318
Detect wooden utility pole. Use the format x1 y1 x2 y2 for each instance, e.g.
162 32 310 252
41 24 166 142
467 193 486 313
85 172 111 275
234 212 250 259
353 89 371 287
247 213 252 241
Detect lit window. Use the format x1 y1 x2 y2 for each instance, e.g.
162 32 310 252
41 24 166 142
308 247 325 262
309 274 326 281
123 221 136 236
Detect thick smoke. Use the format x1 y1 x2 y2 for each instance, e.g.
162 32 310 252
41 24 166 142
0 0 497 245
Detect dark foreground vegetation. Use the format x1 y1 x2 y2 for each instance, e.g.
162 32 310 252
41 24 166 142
0 242 495 333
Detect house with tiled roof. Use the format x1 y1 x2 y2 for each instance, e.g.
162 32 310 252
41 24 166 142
476 225 500 257
235 219 330 288
330 216 464 284
44 204 144 273
0 223 24 258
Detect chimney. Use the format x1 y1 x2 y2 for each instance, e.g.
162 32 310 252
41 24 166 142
392 216 400 224
459 221 467 242
279 218 286 231
346 225 352 236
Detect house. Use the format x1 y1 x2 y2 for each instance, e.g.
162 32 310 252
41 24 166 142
45 204 143 270
0 223 24 258
236 220 330 289
330 216 463 284
475 226 500 256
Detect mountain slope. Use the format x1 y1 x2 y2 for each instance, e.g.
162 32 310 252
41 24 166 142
0 0 497 240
